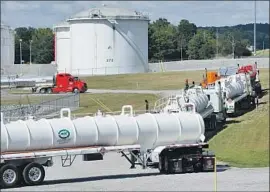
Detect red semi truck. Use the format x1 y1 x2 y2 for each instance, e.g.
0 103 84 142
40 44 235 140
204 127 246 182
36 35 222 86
32 73 88 94
237 63 262 96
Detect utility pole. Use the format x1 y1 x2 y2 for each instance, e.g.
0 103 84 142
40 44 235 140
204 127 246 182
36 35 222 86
19 39 22 64
180 43 183 61
254 0 257 56
216 28 219 58
29 40 33 64
231 36 235 59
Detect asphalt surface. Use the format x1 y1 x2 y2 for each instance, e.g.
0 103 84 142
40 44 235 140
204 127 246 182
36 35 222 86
2 153 269 191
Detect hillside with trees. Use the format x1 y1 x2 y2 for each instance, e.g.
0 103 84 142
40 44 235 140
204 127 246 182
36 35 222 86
13 19 269 64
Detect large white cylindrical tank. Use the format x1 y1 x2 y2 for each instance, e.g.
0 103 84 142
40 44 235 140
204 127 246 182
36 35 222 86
1 111 205 153
66 7 149 76
1 23 15 66
53 21 71 73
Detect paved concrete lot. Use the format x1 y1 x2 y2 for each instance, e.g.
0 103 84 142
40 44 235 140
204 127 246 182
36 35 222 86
2 153 269 191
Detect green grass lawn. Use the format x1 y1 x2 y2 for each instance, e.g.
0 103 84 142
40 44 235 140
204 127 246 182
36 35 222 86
254 49 269 57
74 93 159 115
209 69 269 167
81 70 205 90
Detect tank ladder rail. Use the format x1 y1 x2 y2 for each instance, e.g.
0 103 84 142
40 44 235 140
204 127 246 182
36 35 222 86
154 95 176 112
60 154 77 167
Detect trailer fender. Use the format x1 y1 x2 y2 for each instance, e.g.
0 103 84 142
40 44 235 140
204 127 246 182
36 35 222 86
149 146 167 163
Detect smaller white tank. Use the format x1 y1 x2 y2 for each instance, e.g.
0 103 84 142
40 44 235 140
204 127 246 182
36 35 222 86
185 88 209 113
217 78 245 99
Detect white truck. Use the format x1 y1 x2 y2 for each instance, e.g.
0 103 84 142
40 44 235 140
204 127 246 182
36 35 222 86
0 106 215 189
218 73 256 116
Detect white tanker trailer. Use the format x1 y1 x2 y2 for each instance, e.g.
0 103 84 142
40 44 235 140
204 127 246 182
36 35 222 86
217 73 256 116
154 88 218 131
0 106 215 188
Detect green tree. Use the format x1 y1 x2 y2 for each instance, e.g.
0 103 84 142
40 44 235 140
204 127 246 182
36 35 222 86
187 30 215 60
176 19 197 60
148 18 178 61
219 30 252 58
14 27 36 64
31 28 54 64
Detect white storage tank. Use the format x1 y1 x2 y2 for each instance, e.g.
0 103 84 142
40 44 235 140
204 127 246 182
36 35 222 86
1 23 15 66
66 7 149 76
53 21 71 73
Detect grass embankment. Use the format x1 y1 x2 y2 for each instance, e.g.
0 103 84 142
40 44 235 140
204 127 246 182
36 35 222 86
75 93 159 114
81 70 205 90
254 49 269 57
209 69 269 167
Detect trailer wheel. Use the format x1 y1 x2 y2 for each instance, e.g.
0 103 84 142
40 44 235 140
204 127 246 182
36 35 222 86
73 88 79 94
47 88 52 94
0 164 20 188
22 163 45 186
164 156 169 174
158 156 165 174
39 88 46 94
211 115 217 130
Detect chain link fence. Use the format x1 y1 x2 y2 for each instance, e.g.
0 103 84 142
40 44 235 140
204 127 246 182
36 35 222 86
1 94 80 123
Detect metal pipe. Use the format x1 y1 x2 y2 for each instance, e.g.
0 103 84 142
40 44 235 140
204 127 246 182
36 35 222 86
29 40 32 64
254 0 257 55
19 39 22 64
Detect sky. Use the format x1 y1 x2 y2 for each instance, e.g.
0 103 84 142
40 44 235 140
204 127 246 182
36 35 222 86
1 1 269 29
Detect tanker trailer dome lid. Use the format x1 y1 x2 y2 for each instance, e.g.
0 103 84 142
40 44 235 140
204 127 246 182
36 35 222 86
67 7 150 21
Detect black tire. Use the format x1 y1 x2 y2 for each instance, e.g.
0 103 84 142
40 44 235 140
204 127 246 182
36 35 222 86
73 88 79 94
164 156 169 174
211 115 217 130
39 88 46 94
221 110 227 123
22 163 45 186
158 156 165 174
0 164 20 188
47 88 52 94
204 119 210 130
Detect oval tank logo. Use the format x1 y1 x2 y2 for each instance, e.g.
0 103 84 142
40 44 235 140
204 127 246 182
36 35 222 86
58 129 70 139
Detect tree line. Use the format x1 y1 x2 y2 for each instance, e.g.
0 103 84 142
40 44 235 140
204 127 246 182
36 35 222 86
13 19 269 64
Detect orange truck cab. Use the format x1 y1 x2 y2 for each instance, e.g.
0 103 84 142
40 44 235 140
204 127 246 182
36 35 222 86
200 68 220 88
52 73 87 93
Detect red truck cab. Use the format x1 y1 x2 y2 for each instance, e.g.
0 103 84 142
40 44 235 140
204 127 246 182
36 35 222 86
237 64 258 79
52 73 87 93
237 63 262 95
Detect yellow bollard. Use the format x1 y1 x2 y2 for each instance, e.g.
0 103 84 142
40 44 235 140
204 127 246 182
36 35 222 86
214 156 217 192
